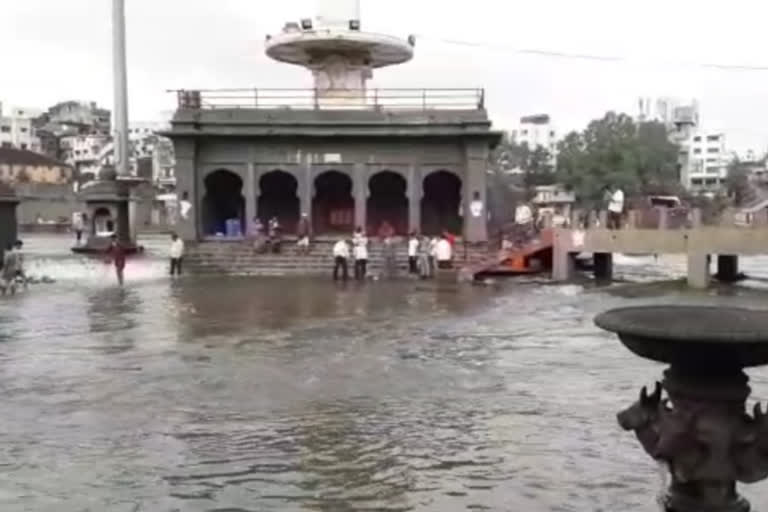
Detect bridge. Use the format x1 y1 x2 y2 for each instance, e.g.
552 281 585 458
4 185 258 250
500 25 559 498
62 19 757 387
552 208 768 288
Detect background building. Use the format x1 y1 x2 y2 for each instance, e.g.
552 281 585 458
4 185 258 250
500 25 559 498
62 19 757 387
0 147 72 185
679 131 728 192
510 114 558 165
0 103 42 153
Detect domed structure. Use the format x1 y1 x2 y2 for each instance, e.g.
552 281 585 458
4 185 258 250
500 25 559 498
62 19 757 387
265 0 414 106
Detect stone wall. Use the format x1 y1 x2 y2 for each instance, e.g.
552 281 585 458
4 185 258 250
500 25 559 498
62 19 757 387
16 183 81 225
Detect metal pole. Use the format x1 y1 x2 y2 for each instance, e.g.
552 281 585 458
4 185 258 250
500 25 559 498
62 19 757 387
113 0 130 177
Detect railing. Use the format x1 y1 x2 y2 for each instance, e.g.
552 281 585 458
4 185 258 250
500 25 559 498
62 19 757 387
170 88 485 111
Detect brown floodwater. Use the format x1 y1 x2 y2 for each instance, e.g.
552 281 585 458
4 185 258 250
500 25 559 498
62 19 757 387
2 234 768 511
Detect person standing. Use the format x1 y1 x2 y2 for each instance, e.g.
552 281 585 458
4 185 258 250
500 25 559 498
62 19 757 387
72 211 85 245
407 231 419 274
269 217 282 253
296 213 312 255
352 227 368 281
332 238 350 281
12 240 26 290
1 244 18 295
417 236 432 279
607 185 625 230
107 235 126 286
169 233 185 277
436 235 453 269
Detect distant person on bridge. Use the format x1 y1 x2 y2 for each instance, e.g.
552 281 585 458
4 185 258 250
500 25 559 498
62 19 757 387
514 201 534 247
607 185 625 230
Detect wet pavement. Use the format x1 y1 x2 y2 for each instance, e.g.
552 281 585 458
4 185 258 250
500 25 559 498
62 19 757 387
2 234 768 511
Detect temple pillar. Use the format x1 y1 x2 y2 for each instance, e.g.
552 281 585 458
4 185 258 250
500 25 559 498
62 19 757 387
463 141 488 242
245 163 257 231
354 163 366 230
408 164 421 234
300 160 312 221
173 139 197 241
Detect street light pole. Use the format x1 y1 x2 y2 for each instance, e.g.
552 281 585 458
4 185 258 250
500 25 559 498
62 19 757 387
112 0 130 177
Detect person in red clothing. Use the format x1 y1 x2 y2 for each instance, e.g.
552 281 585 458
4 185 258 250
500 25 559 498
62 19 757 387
442 230 456 248
106 235 126 285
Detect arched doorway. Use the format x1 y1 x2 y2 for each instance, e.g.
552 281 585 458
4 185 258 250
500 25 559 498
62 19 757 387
367 171 408 234
202 170 245 236
257 170 299 234
313 171 354 234
421 170 462 235
93 207 114 235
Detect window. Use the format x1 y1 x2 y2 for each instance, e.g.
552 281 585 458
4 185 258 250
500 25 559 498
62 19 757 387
521 130 528 136
1 142 11 148
706 158 718 163
20 127 28 133
693 136 702 142
693 148 702 154
707 167 720 174
692 178 703 185
707 135 720 142
0 126 10 133
707 148 719 153
20 144 27 150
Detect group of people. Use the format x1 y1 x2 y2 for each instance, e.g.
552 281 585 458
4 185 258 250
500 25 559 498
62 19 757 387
249 216 288 254
331 228 454 282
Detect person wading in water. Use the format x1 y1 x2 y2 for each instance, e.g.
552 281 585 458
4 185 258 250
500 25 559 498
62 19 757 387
106 235 127 286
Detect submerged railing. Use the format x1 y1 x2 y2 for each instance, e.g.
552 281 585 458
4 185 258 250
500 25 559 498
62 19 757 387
170 88 485 111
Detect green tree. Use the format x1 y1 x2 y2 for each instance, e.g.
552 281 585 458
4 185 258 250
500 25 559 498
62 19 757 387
725 158 753 206
556 112 681 207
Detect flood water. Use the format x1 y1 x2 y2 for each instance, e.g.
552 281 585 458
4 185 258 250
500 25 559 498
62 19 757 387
3 234 768 511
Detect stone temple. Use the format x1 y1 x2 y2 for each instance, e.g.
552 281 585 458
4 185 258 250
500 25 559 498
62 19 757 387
167 0 501 248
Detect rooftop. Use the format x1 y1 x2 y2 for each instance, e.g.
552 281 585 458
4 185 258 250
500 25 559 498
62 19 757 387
0 147 70 168
172 88 485 111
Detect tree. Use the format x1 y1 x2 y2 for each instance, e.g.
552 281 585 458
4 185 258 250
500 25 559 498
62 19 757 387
725 158 753 206
556 112 681 207
490 133 555 195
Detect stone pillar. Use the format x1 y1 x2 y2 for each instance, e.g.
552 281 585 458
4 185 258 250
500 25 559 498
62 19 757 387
553 233 575 281
463 142 488 242
408 164 421 235
598 210 608 228
354 163 367 231
594 252 613 282
173 139 197 241
299 163 312 220
658 208 669 230
691 207 703 228
687 252 710 289
245 163 257 231
716 255 740 282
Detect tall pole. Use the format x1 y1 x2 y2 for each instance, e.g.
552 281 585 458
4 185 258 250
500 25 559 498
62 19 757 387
112 0 130 177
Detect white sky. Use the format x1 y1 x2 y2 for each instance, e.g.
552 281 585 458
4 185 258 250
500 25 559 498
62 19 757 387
3 0 768 152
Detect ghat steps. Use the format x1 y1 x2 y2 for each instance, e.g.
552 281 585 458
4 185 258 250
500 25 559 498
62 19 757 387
184 239 489 277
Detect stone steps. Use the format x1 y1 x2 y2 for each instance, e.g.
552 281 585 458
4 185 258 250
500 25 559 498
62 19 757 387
183 240 490 276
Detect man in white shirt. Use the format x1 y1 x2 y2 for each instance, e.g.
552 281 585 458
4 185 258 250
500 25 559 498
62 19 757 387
169 233 185 276
179 191 192 221
607 186 625 230
435 236 453 269
407 232 419 274
332 239 350 281
469 191 484 218
352 228 369 280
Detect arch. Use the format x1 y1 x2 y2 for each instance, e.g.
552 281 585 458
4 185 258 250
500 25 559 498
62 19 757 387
202 169 245 236
312 171 354 234
93 207 114 235
421 170 462 236
257 170 299 234
367 171 408 235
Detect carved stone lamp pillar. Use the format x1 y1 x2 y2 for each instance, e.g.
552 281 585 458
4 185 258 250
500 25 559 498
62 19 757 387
595 306 768 512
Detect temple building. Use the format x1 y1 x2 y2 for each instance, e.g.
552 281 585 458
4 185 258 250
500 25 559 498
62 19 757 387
167 0 501 243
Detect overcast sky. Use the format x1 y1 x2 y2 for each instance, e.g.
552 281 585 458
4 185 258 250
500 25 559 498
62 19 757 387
3 0 768 151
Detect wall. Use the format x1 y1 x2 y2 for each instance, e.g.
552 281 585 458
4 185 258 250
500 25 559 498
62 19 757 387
0 163 72 184
15 183 81 225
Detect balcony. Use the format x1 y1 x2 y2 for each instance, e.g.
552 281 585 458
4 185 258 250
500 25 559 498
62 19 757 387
171 88 485 111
